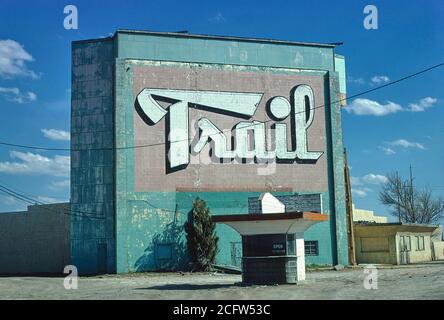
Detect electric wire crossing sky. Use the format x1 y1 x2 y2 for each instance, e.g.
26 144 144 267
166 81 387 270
136 85 323 170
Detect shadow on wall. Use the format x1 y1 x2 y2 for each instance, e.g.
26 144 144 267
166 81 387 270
134 219 189 272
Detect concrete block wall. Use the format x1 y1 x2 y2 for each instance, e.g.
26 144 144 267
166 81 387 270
325 71 349 266
71 38 116 274
0 203 70 274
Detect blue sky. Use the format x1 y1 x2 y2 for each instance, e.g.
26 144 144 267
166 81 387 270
0 0 443 224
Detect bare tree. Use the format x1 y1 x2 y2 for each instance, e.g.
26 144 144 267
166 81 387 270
415 188 444 224
379 172 444 224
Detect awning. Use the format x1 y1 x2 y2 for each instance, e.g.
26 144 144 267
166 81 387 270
212 212 328 235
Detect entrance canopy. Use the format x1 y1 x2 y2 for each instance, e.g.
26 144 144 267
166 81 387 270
212 212 328 235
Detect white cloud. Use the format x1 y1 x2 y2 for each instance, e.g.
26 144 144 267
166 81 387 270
371 75 390 85
0 151 70 177
41 129 70 141
0 194 22 206
352 187 371 198
50 179 70 190
36 196 60 204
350 176 363 186
351 174 388 188
378 146 396 155
351 174 387 198
209 12 226 23
0 39 39 79
347 76 365 85
345 98 402 116
362 174 388 185
408 97 437 112
0 194 27 211
389 139 425 150
0 87 37 104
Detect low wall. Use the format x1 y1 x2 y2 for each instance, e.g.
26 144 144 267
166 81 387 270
0 203 70 274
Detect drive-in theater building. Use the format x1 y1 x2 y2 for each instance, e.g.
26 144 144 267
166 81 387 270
70 29 348 274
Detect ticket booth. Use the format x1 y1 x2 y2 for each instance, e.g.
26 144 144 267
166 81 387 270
213 210 328 284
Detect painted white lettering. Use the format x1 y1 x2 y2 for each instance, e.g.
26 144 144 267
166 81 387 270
135 86 323 171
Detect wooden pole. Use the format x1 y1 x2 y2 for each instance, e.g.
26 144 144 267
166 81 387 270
344 148 356 266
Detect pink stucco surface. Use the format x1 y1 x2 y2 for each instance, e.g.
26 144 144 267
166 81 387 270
132 62 328 192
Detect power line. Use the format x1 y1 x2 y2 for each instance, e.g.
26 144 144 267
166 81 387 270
0 178 43 203
0 61 443 153
0 183 104 220
0 181 186 218
0 186 37 206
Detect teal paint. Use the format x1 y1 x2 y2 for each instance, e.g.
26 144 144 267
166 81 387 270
71 30 348 274
115 32 335 72
334 55 347 95
70 39 116 274
328 72 349 266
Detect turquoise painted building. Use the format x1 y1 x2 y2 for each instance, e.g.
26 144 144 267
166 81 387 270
70 30 348 274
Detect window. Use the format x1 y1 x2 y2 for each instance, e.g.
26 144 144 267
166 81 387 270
305 240 319 256
416 236 425 251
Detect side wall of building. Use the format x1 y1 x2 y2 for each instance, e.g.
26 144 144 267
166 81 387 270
432 241 444 260
71 39 116 274
0 204 70 274
354 226 398 265
325 71 348 266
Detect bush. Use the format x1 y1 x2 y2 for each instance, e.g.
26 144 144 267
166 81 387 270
184 198 219 271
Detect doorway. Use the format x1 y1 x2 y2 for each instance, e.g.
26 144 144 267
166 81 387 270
97 243 108 274
399 236 410 265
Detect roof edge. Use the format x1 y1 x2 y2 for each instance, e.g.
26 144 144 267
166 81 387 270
74 29 338 48
354 222 439 229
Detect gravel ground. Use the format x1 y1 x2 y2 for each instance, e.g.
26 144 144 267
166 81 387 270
0 262 443 300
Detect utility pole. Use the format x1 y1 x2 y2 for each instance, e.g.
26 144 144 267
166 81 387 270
343 148 356 266
410 165 415 222
396 171 401 223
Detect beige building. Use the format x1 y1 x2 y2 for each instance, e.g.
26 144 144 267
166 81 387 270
352 204 388 223
431 226 444 260
354 223 440 265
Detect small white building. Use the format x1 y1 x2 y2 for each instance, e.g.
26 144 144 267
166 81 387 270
354 223 441 265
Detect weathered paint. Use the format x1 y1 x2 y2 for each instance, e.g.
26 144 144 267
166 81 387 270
71 30 349 274
334 54 347 96
70 39 116 274
354 224 437 265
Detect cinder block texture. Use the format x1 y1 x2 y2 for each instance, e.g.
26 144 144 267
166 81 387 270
71 39 116 274
0 204 70 274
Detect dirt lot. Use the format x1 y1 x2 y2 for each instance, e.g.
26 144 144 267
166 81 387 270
0 262 443 300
